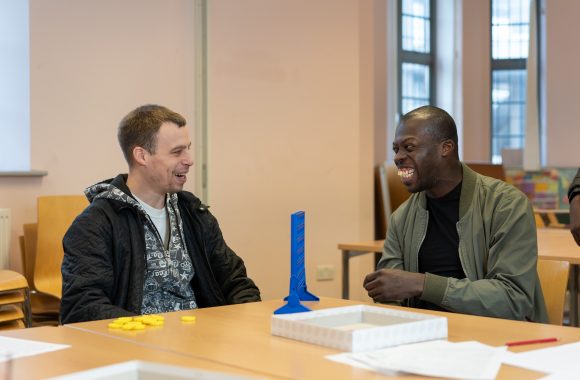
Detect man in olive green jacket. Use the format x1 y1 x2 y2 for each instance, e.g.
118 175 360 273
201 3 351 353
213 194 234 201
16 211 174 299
364 105 547 323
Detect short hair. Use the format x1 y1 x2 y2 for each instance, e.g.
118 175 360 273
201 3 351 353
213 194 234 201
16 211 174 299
118 104 186 165
400 105 458 146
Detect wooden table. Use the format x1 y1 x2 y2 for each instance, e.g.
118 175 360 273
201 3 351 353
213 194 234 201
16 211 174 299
339 229 580 324
64 298 580 379
0 325 266 379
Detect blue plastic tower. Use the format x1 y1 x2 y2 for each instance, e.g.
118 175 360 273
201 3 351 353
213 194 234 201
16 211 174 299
274 211 319 315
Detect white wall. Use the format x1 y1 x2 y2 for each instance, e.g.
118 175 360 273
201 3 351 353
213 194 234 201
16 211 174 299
461 0 491 162
0 0 196 270
206 0 375 301
544 0 580 167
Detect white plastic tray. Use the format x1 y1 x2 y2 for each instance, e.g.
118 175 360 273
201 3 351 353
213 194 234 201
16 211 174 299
271 305 447 352
47 360 259 380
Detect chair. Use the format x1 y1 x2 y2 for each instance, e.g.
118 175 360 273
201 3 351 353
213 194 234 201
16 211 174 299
374 166 387 240
34 195 88 300
465 162 506 181
0 270 32 328
20 223 60 325
20 224 37 287
537 259 570 325
375 164 412 239
534 212 546 228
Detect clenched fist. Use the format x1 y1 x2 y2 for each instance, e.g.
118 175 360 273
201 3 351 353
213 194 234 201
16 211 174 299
363 268 426 302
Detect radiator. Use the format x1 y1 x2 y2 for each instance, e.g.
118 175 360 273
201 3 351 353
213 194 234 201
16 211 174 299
0 208 10 269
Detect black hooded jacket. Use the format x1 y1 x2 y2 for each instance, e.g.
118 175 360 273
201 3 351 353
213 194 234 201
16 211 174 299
60 174 260 324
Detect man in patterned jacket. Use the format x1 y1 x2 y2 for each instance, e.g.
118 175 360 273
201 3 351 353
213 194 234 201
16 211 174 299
61 105 260 323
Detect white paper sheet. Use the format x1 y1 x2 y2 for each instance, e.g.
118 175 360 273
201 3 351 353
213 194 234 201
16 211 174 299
539 373 579 380
0 336 69 361
502 341 580 375
327 340 506 380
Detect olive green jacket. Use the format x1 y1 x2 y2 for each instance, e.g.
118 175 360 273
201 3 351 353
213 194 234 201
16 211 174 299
379 163 548 323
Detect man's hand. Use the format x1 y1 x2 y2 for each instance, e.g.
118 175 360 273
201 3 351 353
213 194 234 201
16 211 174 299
570 195 580 246
363 268 426 303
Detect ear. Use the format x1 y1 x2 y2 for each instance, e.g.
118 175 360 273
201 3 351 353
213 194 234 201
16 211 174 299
440 139 455 158
132 146 149 166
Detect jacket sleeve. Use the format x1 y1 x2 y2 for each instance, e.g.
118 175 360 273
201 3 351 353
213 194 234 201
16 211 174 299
378 214 405 271
376 214 405 306
420 192 543 321
203 211 261 304
60 208 136 324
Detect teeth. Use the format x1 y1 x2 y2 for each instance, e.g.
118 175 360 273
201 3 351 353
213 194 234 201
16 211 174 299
397 168 415 179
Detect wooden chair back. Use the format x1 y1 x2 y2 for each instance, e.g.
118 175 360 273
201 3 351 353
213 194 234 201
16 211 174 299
0 270 31 327
537 259 570 325
375 164 412 239
34 195 88 300
20 223 38 290
374 166 387 240
385 164 412 215
465 162 506 181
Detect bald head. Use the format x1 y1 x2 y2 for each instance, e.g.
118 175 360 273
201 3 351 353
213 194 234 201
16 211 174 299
400 105 458 157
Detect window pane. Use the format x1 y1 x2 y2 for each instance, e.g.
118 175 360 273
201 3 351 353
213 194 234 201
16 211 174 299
0 0 30 171
402 0 429 17
492 0 530 59
491 70 527 161
401 63 430 114
401 0 430 53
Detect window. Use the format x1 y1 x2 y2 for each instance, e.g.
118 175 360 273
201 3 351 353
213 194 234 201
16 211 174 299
0 0 30 171
398 0 435 115
490 0 530 163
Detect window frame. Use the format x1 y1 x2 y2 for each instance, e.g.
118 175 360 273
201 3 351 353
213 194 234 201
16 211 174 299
489 0 537 163
397 0 436 116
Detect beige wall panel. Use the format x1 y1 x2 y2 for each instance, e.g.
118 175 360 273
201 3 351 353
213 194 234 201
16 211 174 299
544 0 580 167
207 0 374 301
461 0 491 162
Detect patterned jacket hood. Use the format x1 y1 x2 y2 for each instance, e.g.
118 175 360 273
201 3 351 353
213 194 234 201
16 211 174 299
83 174 207 215
84 177 145 214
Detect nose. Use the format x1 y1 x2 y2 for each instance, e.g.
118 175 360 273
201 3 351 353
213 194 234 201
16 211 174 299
183 149 194 166
394 150 405 166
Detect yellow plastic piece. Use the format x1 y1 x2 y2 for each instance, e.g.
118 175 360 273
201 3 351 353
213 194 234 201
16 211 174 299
181 315 197 322
114 317 133 324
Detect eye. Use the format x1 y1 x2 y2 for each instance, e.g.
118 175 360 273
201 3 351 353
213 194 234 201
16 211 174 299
392 147 399 154
404 145 415 151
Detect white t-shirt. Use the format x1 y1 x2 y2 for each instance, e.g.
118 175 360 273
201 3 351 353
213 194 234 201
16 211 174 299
133 195 168 247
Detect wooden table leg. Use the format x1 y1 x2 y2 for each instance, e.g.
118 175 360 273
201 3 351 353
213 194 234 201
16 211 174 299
342 250 350 299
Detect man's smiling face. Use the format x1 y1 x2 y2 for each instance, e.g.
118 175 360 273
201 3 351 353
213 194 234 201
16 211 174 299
392 118 443 195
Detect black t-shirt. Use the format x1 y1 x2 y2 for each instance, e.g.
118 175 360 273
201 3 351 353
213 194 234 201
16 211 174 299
416 181 465 311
